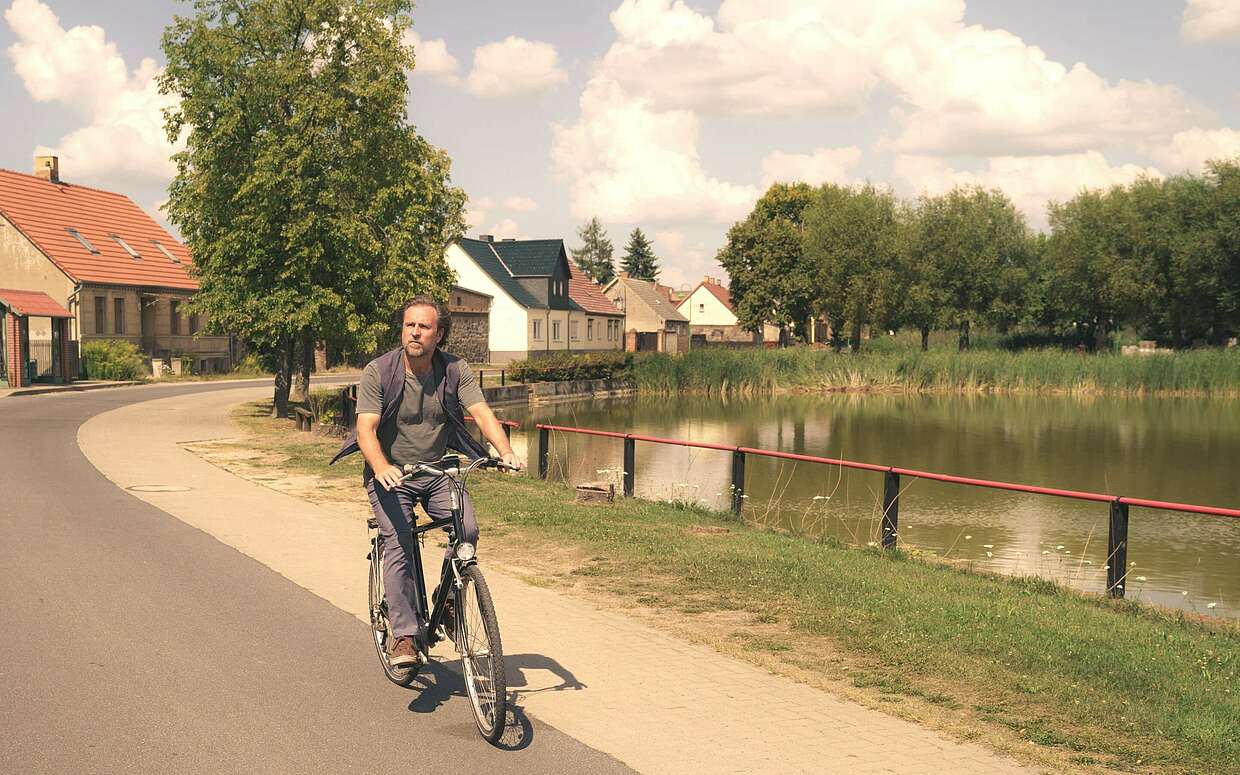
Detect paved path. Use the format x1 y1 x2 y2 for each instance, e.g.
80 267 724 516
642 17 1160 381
0 381 628 774
70 385 1041 774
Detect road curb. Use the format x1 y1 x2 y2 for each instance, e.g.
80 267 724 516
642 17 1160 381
3 380 141 398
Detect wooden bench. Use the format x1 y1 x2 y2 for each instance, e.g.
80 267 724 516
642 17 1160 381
292 407 314 432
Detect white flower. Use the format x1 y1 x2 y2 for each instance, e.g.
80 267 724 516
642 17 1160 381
1181 591 1189 596
812 495 827 501
965 535 972 540
1083 560 1092 565
986 551 993 558
1056 545 1065 550
867 541 877 547
983 544 994 549
1207 603 1218 609
1041 551 1050 555
1135 576 1147 582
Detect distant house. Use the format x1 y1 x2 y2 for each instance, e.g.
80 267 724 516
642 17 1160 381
444 235 624 364
676 276 784 346
0 156 231 388
603 274 690 354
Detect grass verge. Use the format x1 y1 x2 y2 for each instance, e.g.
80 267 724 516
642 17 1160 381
220 402 1240 774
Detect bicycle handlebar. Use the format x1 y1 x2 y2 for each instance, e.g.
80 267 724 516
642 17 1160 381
397 455 515 484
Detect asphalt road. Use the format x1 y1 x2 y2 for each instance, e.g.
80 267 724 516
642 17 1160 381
0 381 631 774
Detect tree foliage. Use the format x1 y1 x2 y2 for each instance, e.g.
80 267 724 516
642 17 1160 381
802 184 903 351
620 227 660 281
571 216 615 284
716 183 815 338
160 0 465 414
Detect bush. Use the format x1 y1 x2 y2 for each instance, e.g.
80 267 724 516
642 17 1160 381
508 350 635 382
81 339 146 381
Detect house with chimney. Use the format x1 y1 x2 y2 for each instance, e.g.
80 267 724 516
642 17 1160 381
603 274 690 354
444 235 624 364
677 276 774 345
0 156 231 388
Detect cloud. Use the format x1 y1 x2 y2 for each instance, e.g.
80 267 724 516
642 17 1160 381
466 36 567 97
402 29 459 80
1148 128 1240 173
1182 0 1240 41
652 229 717 290
893 151 1162 229
595 0 1200 156
484 218 525 240
503 195 538 212
760 146 862 188
4 0 179 186
464 208 488 230
551 78 758 224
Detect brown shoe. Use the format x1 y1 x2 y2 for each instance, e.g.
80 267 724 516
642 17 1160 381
389 636 419 668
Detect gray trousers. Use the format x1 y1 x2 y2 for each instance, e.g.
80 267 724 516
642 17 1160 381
366 473 479 639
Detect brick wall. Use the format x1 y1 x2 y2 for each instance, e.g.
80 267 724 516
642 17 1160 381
58 319 74 383
5 313 24 388
449 310 490 364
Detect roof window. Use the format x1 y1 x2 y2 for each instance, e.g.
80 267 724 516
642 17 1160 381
152 240 181 264
111 234 141 260
66 227 99 255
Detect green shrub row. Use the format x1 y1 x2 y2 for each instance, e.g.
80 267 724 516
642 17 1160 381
81 339 146 381
508 350 636 382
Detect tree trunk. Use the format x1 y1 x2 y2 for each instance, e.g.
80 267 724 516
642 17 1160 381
271 337 293 418
850 319 863 353
957 319 970 352
920 325 930 352
295 328 313 401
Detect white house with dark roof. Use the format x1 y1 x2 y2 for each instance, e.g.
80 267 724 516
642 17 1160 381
445 235 624 363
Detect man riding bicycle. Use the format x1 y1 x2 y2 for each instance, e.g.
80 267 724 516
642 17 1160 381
332 295 524 667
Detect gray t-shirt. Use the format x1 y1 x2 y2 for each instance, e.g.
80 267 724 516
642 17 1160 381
356 356 485 466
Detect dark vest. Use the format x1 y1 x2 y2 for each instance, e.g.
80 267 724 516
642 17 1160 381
330 348 489 476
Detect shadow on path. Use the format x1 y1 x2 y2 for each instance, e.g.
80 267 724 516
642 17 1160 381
404 653 586 751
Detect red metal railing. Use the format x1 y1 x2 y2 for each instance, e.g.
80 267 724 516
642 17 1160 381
534 422 1239 599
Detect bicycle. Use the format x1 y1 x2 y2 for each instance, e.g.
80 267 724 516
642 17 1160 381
366 454 510 743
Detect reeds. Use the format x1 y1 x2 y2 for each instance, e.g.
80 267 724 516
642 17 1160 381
627 346 1240 396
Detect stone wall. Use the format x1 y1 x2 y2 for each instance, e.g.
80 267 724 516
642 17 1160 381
449 310 489 364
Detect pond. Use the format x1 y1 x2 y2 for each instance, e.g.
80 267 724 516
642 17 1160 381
502 392 1240 619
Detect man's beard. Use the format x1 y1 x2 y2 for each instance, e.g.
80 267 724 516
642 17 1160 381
405 340 431 357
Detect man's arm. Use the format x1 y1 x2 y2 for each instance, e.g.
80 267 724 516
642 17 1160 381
466 400 525 471
357 413 403 490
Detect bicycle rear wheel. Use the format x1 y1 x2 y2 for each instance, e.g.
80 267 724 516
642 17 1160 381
456 564 507 743
369 536 416 686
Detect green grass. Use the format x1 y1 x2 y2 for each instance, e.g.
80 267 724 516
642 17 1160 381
235 403 1240 774
627 345 1240 396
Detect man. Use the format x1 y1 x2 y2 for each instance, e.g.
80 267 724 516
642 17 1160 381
332 295 524 666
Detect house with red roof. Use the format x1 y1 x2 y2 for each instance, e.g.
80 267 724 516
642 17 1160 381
675 276 779 346
0 157 231 387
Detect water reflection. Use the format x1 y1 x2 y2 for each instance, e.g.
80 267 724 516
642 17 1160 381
503 393 1240 619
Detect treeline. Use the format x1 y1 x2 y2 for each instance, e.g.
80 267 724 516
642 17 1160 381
720 157 1240 351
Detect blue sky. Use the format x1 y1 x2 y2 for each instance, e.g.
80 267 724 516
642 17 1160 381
3 0 1240 288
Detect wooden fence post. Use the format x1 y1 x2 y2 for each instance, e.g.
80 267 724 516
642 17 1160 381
623 436 636 497
538 427 549 480
881 470 900 549
731 450 746 516
1107 499 1129 598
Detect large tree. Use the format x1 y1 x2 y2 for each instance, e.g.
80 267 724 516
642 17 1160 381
160 0 465 416
717 182 816 340
620 227 660 281
571 216 615 283
801 184 903 352
914 186 1029 350
1043 188 1150 349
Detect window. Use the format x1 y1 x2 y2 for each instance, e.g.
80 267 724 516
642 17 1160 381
698 303 705 313
152 240 180 264
570 320 579 340
113 298 125 334
67 227 99 255
111 234 141 260
552 320 561 341
94 296 106 334
587 319 594 341
171 300 181 335
189 313 200 335
532 319 542 340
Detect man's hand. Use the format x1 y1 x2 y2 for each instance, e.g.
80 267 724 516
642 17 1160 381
375 463 405 491
500 452 525 473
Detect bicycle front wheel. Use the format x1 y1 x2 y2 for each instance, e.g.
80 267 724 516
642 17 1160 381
370 536 416 687
457 564 507 743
